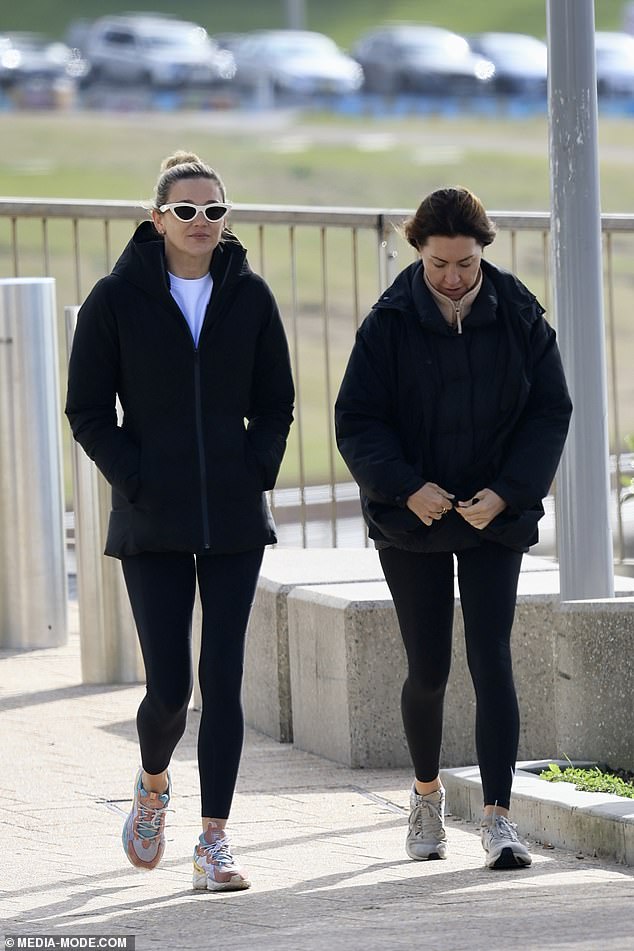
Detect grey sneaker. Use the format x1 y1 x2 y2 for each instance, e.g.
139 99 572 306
406 784 448 860
480 813 532 869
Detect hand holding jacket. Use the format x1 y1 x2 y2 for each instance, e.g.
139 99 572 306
455 489 507 531
407 483 455 526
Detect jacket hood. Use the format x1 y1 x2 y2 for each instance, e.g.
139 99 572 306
111 219 252 303
373 258 543 333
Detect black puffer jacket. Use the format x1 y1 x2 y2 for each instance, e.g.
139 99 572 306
66 221 294 558
335 258 572 552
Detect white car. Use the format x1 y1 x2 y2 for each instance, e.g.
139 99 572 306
468 32 548 97
595 31 634 98
84 14 236 88
232 30 363 96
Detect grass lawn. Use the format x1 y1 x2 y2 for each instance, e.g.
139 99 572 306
1 110 633 212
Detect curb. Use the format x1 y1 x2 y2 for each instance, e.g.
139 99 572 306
441 760 634 866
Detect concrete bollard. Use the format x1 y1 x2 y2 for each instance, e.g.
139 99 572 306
0 278 67 647
555 597 634 766
241 548 384 742
65 307 144 683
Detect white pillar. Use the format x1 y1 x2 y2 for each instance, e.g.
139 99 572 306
0 278 67 647
65 307 144 683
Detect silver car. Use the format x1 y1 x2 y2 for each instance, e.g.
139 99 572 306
84 14 236 88
351 25 494 96
231 30 363 97
468 32 548 97
0 32 88 88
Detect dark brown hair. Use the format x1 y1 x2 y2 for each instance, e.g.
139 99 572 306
403 186 496 250
153 150 227 209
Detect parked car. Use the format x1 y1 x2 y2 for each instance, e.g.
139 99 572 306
83 14 236 88
231 30 363 96
468 32 547 96
595 31 634 98
351 25 494 95
0 32 88 88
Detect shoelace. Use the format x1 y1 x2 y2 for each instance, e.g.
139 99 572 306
135 798 168 840
489 814 519 841
412 798 444 837
199 835 236 868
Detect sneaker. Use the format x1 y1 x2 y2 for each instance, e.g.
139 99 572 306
122 768 171 871
193 826 251 892
406 784 448 860
480 813 532 869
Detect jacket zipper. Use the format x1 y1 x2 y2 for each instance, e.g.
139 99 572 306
186 255 242 551
454 301 463 334
193 350 211 549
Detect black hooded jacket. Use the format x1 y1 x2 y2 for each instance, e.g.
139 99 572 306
66 221 294 558
335 258 572 552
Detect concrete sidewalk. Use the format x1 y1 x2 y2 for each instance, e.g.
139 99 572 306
2 604 633 951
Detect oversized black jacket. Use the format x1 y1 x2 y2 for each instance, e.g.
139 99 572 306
66 221 294 557
335 258 572 552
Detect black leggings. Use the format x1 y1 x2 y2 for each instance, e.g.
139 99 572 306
121 548 264 819
379 542 523 809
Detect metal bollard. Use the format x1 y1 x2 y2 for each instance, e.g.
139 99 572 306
0 278 67 647
64 306 144 683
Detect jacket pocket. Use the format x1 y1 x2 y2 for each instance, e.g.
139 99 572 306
243 436 266 491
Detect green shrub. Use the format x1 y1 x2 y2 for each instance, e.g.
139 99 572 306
540 762 634 800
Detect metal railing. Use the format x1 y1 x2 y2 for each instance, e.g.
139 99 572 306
1 198 633 560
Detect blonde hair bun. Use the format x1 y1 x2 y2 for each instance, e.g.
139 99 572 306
160 151 203 172
153 152 227 208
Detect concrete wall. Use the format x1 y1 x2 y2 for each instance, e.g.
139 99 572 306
242 575 293 743
243 549 633 771
241 549 383 742
445 594 563 767
287 582 409 767
285 579 567 768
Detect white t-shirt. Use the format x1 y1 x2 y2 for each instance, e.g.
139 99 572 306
168 271 213 347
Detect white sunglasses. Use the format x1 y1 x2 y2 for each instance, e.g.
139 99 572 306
159 201 232 223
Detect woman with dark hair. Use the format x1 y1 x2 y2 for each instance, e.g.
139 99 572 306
335 186 571 869
66 151 294 890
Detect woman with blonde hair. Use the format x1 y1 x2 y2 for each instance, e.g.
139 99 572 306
67 151 294 890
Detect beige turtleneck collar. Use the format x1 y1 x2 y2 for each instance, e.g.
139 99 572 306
424 269 483 334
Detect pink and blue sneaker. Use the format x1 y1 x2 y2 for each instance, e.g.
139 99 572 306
122 768 171 871
192 825 251 891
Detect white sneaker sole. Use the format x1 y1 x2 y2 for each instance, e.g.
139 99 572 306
192 869 251 891
406 841 448 861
